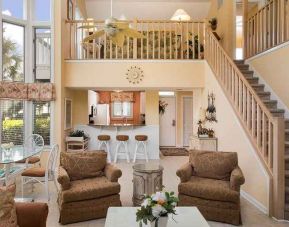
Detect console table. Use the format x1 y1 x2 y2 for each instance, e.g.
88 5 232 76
189 136 218 151
132 163 163 206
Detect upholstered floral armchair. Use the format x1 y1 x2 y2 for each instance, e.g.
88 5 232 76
176 150 245 226
57 151 122 225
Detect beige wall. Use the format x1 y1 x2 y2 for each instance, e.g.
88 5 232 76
85 0 211 20
176 91 193 147
64 61 205 90
71 90 89 126
207 0 236 58
248 44 289 111
145 91 159 125
204 63 270 211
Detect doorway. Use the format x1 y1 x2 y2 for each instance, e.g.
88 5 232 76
159 96 176 147
183 96 193 147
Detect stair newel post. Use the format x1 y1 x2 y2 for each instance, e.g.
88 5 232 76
272 116 285 219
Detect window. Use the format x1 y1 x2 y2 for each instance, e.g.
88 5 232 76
34 28 51 82
112 102 133 118
2 0 24 19
1 100 24 145
33 102 51 145
34 0 51 21
2 22 24 82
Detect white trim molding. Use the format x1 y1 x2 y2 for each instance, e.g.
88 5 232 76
241 190 268 215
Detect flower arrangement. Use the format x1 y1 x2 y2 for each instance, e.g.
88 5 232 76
136 191 178 226
1 142 14 150
159 101 168 115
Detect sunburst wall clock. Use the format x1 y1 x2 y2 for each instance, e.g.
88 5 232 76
126 66 144 84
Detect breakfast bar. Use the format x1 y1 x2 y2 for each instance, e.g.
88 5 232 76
75 124 160 160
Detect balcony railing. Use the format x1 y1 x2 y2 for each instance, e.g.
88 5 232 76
66 20 205 60
246 0 289 58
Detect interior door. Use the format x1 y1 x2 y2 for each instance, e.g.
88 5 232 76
183 97 193 147
160 97 176 147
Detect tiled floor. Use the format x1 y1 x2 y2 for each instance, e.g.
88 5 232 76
16 155 289 227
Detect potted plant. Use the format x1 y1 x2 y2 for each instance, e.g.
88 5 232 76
185 34 204 59
66 130 89 142
136 191 178 227
209 17 218 31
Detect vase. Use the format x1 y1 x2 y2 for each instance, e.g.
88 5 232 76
149 217 168 227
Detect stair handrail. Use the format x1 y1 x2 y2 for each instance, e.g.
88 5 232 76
205 29 285 219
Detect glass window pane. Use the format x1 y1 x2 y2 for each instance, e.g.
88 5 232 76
113 102 123 117
1 100 24 145
34 0 51 21
122 102 132 117
34 28 51 82
33 101 50 145
2 22 24 82
2 0 24 19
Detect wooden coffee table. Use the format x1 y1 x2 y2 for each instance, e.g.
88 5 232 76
105 207 210 227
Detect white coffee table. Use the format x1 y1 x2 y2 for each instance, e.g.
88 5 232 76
105 207 210 227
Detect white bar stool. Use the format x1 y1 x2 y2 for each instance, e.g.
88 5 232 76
133 135 148 163
98 135 111 163
114 135 130 163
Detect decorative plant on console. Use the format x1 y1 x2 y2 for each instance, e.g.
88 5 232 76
159 100 168 115
205 92 217 123
136 191 178 227
66 130 89 142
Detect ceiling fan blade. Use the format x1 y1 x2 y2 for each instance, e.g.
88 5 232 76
123 28 145 39
83 30 106 42
114 22 129 29
111 32 125 47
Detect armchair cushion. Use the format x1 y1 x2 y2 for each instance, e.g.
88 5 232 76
16 202 48 227
230 166 245 191
176 163 193 183
59 176 120 203
104 164 122 182
178 176 239 203
189 150 238 180
0 184 17 227
60 151 107 181
57 166 71 190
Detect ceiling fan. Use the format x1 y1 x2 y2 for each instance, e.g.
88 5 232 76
81 0 144 47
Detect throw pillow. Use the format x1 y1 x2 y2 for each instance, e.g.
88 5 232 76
60 151 107 181
190 150 238 180
0 184 18 227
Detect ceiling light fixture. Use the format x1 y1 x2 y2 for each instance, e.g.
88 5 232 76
171 9 191 21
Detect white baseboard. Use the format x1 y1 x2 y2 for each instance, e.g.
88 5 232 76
241 190 268 215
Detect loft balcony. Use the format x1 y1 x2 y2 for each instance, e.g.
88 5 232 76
65 19 205 61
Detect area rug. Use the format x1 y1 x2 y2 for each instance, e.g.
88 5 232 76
160 147 189 156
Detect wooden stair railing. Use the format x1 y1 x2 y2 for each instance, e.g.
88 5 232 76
205 29 285 219
246 0 289 58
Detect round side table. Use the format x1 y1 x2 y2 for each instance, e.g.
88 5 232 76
132 163 164 206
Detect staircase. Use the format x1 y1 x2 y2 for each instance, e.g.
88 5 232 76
206 29 286 219
234 60 289 219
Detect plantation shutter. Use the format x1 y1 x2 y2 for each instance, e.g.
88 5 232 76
0 100 24 145
33 101 51 145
